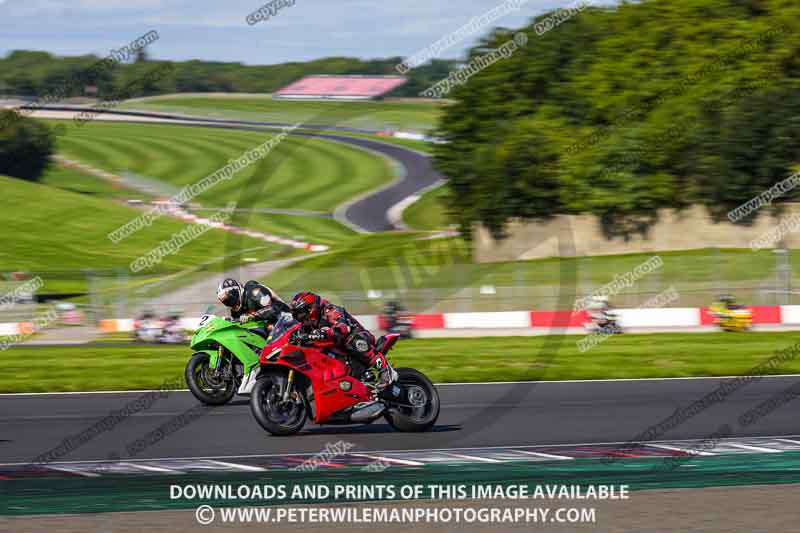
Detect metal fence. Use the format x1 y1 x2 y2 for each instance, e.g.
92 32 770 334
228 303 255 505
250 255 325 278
2 248 799 342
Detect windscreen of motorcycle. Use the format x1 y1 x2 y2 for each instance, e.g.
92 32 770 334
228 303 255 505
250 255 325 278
267 312 298 342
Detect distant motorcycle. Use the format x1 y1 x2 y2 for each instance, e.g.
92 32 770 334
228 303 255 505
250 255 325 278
133 312 188 344
709 304 752 332
585 310 623 334
381 301 413 339
133 313 189 344
250 314 439 436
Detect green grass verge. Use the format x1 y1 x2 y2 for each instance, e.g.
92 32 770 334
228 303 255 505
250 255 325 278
121 95 445 131
2 331 800 392
0 174 282 294
36 119 384 247
232 212 356 246
402 184 450 230
258 231 800 314
44 119 394 214
260 231 799 296
40 164 151 202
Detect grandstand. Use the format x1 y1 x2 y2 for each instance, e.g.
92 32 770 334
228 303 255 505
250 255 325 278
272 75 407 100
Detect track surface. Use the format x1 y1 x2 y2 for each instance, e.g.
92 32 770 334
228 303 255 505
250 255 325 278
2 377 799 464
30 106 442 232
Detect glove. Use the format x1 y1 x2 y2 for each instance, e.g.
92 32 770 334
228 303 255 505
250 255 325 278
307 329 326 341
290 330 307 344
238 314 254 324
290 330 324 344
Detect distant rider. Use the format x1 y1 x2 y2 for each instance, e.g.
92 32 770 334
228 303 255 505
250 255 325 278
289 291 398 389
217 278 290 324
587 295 613 329
383 300 402 331
716 294 743 311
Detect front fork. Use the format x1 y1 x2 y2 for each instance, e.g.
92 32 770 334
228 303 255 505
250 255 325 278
283 369 295 402
213 347 237 387
214 346 224 370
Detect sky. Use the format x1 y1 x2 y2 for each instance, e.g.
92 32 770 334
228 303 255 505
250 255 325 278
0 0 582 65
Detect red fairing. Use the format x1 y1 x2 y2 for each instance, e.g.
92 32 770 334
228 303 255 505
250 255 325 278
381 333 400 353
258 322 301 364
258 323 374 423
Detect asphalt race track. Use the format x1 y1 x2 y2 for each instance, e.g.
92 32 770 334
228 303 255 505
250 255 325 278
31 106 443 232
2 376 800 466
310 133 441 232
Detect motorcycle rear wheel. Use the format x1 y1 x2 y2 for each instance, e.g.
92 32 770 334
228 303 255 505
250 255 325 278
250 372 308 436
384 368 440 432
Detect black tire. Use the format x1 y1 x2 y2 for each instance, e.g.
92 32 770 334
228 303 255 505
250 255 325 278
185 352 236 406
383 368 440 432
250 371 308 436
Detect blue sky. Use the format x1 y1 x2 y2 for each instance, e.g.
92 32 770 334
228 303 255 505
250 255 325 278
0 0 579 65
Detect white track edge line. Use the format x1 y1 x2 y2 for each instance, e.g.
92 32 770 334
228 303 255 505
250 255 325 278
4 434 800 467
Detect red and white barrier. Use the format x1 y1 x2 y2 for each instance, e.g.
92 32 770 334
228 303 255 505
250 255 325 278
0 322 19 336
616 307 700 328
444 311 531 329
10 305 799 337
780 305 800 324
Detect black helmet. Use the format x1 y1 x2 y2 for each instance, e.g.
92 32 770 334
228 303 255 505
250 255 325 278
217 278 243 310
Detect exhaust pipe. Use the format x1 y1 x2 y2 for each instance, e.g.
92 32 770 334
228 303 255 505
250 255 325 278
349 401 385 423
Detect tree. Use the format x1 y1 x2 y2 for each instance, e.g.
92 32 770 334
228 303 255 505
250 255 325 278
693 85 800 222
0 110 55 182
433 0 800 239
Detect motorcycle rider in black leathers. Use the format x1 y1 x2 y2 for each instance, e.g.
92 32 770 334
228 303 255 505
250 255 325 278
217 278 290 324
216 278 289 394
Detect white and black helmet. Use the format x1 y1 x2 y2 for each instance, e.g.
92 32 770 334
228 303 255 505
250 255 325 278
217 278 243 310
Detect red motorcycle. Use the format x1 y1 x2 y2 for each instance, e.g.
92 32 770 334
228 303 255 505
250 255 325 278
249 314 439 436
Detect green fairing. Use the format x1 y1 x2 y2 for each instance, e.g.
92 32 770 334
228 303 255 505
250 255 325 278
189 315 265 372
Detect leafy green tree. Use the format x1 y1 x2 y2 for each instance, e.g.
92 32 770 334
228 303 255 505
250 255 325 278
0 110 55 182
434 0 800 238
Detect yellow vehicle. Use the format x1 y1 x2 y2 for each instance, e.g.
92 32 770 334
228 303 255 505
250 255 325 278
710 296 752 332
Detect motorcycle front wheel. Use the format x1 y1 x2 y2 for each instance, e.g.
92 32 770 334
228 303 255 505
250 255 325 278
250 371 308 436
384 368 440 432
185 352 237 405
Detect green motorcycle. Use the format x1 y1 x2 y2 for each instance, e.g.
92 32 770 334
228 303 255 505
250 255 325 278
186 313 273 405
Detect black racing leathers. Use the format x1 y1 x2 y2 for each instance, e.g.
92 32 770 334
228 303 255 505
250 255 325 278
230 281 290 323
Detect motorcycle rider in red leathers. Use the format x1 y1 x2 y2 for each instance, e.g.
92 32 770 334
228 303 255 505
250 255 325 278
289 291 398 389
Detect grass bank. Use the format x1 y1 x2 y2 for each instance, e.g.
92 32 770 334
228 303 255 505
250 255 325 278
3 331 798 393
